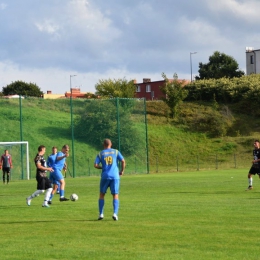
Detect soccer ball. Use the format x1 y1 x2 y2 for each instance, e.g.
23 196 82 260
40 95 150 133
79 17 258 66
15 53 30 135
70 193 78 201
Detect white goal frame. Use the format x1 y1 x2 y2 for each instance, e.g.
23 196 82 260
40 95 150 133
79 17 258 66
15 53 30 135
0 141 30 180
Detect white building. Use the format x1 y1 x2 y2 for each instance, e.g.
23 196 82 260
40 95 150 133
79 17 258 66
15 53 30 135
245 47 260 75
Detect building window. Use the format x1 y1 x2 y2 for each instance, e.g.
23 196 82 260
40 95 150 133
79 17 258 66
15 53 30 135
251 55 254 64
136 85 141 92
146 84 151 92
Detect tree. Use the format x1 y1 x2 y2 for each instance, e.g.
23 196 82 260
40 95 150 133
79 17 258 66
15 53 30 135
2 81 43 97
84 92 100 99
74 99 145 156
196 51 245 80
160 73 188 118
95 78 136 98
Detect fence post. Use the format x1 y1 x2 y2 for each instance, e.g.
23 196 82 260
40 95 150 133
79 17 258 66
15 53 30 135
197 155 199 171
216 154 218 169
156 156 158 173
88 158 90 176
176 156 179 172
135 156 137 173
234 154 237 168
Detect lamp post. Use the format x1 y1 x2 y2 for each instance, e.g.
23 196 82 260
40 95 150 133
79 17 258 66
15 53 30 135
190 52 197 82
70 75 76 178
70 75 77 93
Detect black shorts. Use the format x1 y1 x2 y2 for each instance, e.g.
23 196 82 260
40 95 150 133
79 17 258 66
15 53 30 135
249 165 260 175
36 176 52 190
2 167 10 174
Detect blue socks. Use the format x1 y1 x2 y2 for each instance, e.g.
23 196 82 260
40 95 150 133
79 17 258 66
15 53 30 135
60 189 64 197
99 199 104 215
113 199 119 215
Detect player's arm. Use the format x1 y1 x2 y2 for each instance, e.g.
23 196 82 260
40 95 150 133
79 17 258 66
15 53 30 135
94 154 102 169
56 152 69 161
0 156 2 169
9 156 13 168
94 163 102 169
63 162 67 171
47 156 51 167
119 159 126 175
36 162 53 172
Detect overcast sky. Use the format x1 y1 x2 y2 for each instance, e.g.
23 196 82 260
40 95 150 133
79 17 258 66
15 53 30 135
0 0 259 94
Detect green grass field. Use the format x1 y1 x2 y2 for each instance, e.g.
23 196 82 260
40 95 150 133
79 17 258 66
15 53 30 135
1 169 260 260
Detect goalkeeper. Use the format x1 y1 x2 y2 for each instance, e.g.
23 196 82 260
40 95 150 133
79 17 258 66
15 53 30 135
0 149 13 184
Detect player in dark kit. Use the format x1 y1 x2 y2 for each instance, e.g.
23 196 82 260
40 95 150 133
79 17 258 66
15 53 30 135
0 149 13 184
246 140 260 190
26 145 53 207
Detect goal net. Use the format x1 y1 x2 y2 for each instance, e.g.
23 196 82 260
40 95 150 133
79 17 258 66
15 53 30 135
0 141 30 180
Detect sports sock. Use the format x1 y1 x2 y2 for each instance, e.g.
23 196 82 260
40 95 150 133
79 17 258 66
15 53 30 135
44 188 53 204
249 177 253 186
29 190 44 199
60 189 64 197
113 199 119 215
99 199 104 215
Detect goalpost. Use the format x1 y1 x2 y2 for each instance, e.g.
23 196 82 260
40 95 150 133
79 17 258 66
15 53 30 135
0 141 30 180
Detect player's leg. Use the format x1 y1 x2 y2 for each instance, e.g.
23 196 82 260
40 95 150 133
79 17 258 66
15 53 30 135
2 170 5 184
26 190 45 206
49 171 59 203
52 169 69 201
98 179 109 220
42 177 53 207
246 173 253 190
111 179 120 221
59 178 69 201
56 182 60 194
6 168 10 184
48 172 55 203
246 167 256 190
49 183 58 204
26 177 45 206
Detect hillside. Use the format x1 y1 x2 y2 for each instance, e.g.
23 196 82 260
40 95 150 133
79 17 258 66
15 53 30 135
0 98 257 178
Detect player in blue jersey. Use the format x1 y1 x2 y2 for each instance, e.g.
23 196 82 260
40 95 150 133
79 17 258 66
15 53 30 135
94 139 125 221
49 144 70 202
47 146 61 194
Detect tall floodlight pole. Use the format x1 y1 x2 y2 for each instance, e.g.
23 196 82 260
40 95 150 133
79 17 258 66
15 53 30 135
70 75 76 92
190 52 197 82
70 74 77 177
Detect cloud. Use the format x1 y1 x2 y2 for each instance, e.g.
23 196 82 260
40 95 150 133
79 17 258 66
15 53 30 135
0 3 7 10
0 0 259 94
208 0 260 23
35 20 60 35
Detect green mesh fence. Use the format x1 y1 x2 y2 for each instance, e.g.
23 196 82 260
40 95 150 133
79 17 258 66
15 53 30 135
0 97 149 178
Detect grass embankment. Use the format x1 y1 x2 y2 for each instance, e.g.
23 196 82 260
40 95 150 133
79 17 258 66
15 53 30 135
0 98 258 175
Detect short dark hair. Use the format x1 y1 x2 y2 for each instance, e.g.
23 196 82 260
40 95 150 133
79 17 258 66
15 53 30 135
62 144 69 150
38 145 45 152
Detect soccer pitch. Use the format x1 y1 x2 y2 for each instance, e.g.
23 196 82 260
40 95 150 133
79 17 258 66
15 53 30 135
1 169 260 260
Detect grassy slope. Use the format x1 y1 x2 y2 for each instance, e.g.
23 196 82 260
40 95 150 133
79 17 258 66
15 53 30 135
146 101 258 171
0 98 258 173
